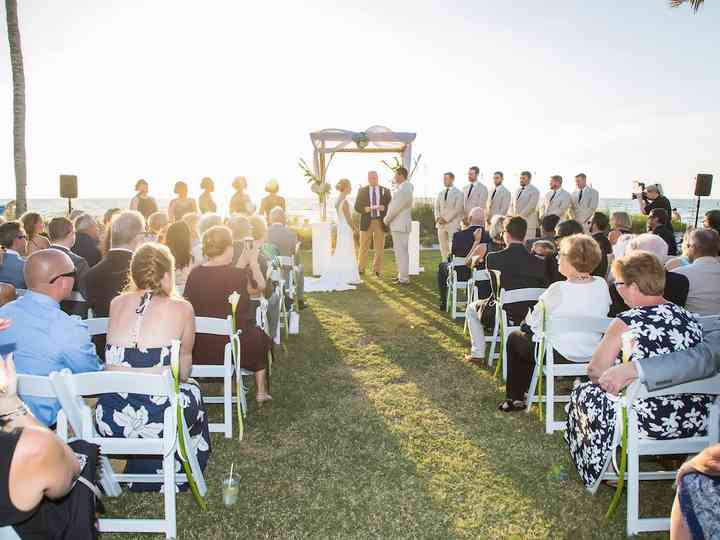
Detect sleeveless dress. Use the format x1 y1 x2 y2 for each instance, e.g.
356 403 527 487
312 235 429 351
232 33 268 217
564 303 713 491
95 293 211 492
170 198 197 222
0 429 38 527
304 198 362 293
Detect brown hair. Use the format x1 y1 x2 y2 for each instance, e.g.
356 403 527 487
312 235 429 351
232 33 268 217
202 225 233 259
559 234 601 274
148 211 169 235
127 243 175 297
248 215 267 241
47 217 74 242
20 212 43 241
612 251 665 296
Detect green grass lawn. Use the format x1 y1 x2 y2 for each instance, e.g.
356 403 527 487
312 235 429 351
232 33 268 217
107 250 673 539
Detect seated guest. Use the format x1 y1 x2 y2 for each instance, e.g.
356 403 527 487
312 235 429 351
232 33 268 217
85 210 145 318
0 283 16 307
228 214 253 267
545 219 607 283
183 226 273 401
20 212 49 256
565 251 712 492
97 243 209 492
612 232 635 259
0 249 101 425
464 216 546 364
525 214 559 251
438 207 488 311
487 215 506 252
588 211 612 277
47 217 90 317
164 221 195 294
671 228 720 316
500 235 610 411
647 207 678 256
100 207 122 256
665 227 694 271
607 211 633 246
704 209 720 238
248 215 282 340
267 206 305 308
182 212 201 252
72 213 102 267
531 240 555 259
672 443 720 540
192 212 223 264
0 221 27 288
147 211 169 242
608 233 689 316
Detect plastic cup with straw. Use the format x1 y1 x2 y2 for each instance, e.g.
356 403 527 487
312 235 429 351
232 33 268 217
222 463 240 507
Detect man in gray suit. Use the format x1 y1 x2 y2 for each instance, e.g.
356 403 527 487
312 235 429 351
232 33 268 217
267 207 304 308
599 316 720 394
486 171 511 225
384 167 413 285
510 171 540 241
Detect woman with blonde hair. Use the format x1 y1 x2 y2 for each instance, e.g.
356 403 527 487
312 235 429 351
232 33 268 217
229 176 255 215
20 212 49 256
168 181 198 223
259 179 286 221
198 177 217 214
608 211 633 245
97 242 210 491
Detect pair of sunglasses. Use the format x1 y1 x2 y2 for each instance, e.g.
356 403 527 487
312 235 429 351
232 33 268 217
49 270 77 284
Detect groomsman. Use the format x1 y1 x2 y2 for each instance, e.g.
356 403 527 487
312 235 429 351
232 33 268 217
486 171 511 224
462 166 488 223
540 175 571 219
434 172 464 261
510 171 540 240
569 173 599 230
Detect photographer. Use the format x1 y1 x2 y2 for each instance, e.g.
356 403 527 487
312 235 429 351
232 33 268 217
635 183 672 217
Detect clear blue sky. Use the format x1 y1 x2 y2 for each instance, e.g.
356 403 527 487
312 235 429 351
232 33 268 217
0 0 717 201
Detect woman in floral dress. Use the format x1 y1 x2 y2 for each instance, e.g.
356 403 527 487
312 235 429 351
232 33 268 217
96 243 210 492
565 251 713 491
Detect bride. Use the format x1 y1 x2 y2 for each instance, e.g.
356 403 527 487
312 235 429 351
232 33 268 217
304 179 362 293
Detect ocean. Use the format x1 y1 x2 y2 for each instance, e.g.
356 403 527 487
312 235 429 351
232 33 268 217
2 196 719 225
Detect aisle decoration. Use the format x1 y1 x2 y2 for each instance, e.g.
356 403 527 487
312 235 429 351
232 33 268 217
228 292 245 441
169 339 208 510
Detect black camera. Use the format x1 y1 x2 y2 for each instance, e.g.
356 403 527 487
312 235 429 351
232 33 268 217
631 181 646 200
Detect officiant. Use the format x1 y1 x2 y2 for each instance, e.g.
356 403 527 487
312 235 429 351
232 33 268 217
355 171 392 278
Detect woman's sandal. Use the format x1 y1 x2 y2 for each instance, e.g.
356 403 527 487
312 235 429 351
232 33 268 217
256 393 273 404
497 399 526 412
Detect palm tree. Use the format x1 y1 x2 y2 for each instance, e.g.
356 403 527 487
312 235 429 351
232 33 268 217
670 0 705 11
4 0 27 215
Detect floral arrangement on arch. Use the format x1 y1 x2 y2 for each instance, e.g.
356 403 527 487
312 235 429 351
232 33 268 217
298 153 335 221
380 153 423 182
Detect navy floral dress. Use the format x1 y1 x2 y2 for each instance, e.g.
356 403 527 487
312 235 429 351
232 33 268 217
565 303 713 491
95 293 211 492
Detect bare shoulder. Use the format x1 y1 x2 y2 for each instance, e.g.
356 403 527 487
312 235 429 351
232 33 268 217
168 296 194 316
15 426 64 466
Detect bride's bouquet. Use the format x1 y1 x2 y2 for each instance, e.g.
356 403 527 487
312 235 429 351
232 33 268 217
298 155 334 221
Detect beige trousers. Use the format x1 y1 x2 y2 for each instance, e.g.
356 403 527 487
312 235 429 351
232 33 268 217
391 231 410 282
437 224 459 261
358 219 386 273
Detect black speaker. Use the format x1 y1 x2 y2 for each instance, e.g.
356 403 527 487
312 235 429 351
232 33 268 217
694 174 713 197
60 175 78 199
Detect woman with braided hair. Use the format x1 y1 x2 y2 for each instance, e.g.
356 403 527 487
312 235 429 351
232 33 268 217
96 242 210 491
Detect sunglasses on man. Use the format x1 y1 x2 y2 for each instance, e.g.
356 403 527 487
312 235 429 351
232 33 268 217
49 270 77 284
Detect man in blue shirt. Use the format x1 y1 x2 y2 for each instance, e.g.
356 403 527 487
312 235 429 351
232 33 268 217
0 221 28 288
0 248 102 425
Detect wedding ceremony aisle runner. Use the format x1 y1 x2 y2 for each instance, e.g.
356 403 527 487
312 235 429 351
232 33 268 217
105 251 675 539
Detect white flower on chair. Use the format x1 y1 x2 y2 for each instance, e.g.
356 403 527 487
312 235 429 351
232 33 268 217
191 433 209 453
95 404 114 436
150 394 169 406
112 404 163 438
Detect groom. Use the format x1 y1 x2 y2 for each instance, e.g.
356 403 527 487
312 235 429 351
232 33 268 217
384 167 414 285
355 170 392 277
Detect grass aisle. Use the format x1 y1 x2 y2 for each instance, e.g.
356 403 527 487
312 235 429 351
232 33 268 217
108 250 671 539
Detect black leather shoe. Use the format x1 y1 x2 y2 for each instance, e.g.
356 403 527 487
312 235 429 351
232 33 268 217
374 272 382 278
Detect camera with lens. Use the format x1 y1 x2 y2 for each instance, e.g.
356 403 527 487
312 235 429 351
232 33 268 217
631 181 646 200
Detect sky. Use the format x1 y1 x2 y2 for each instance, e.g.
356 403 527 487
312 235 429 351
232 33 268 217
0 0 718 204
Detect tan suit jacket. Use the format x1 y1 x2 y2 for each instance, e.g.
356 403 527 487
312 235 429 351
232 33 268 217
462 182 488 217
486 184 511 222
540 188 571 219
511 184 540 231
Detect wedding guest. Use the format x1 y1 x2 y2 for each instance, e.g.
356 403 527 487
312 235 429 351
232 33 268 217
437 207 487 311
192 213 223 264
638 183 672 217
267 206 305 308
228 214 252 267
569 173 599 230
608 211 633 245
101 207 122 255
0 249 101 425
647 208 678 256
566 251 712 491
434 172 464 261
499 235 610 411
198 177 217 214
3 201 16 220
259 179 286 221
20 212 49 256
526 214 560 251
665 227 694 271
487 215 506 251
72 213 102 267
588 211 612 277
486 171 511 225
384 167 414 285
464 217 546 364
671 208 682 223
704 209 720 237
97 243 210 491
47 217 89 316
182 212 201 251
183 226 273 401
539 175 571 220
672 443 720 540
129 179 158 220
531 240 555 259
355 170 391 278
0 283 16 307
510 171 540 241
248 214 282 336
147 211 169 241
168 181 198 223
544 219 607 284
69 209 85 222
671 228 720 315
164 221 195 294
0 222 27 289
463 166 488 224
229 176 255 215
85 210 146 318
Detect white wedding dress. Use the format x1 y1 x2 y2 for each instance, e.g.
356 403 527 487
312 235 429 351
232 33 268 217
304 197 362 293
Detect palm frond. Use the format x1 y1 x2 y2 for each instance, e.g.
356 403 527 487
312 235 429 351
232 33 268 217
670 0 704 12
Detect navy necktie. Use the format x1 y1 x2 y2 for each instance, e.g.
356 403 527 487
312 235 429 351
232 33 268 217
467 184 474 200
517 188 524 200
444 188 450 201
578 188 584 204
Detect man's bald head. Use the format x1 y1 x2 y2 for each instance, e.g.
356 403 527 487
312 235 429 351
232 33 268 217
25 249 76 300
468 206 485 226
0 283 16 307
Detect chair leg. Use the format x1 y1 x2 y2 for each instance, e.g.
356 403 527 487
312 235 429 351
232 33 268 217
526 365 540 413
163 447 177 539
627 421 641 536
488 318 500 367
224 371 233 439
545 369 555 434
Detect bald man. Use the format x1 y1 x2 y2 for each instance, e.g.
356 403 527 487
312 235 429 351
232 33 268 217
0 249 101 426
0 282 17 307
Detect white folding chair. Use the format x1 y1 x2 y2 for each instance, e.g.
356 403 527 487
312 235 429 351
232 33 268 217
16 374 68 440
463 269 491 335
190 316 236 439
489 286 546 380
602 374 720 536
445 257 470 320
85 317 109 337
525 314 613 433
50 365 207 539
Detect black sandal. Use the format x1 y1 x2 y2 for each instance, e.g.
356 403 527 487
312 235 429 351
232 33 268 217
497 399 526 412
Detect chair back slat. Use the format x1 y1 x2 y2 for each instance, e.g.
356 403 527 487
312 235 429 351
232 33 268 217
195 316 232 336
449 257 467 268
544 316 613 335
85 317 109 337
277 255 294 267
53 370 175 398
17 374 56 398
499 287 545 305
471 269 490 282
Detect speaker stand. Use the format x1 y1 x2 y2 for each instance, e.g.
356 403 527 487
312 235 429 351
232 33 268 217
66 197 74 216
693 196 702 229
